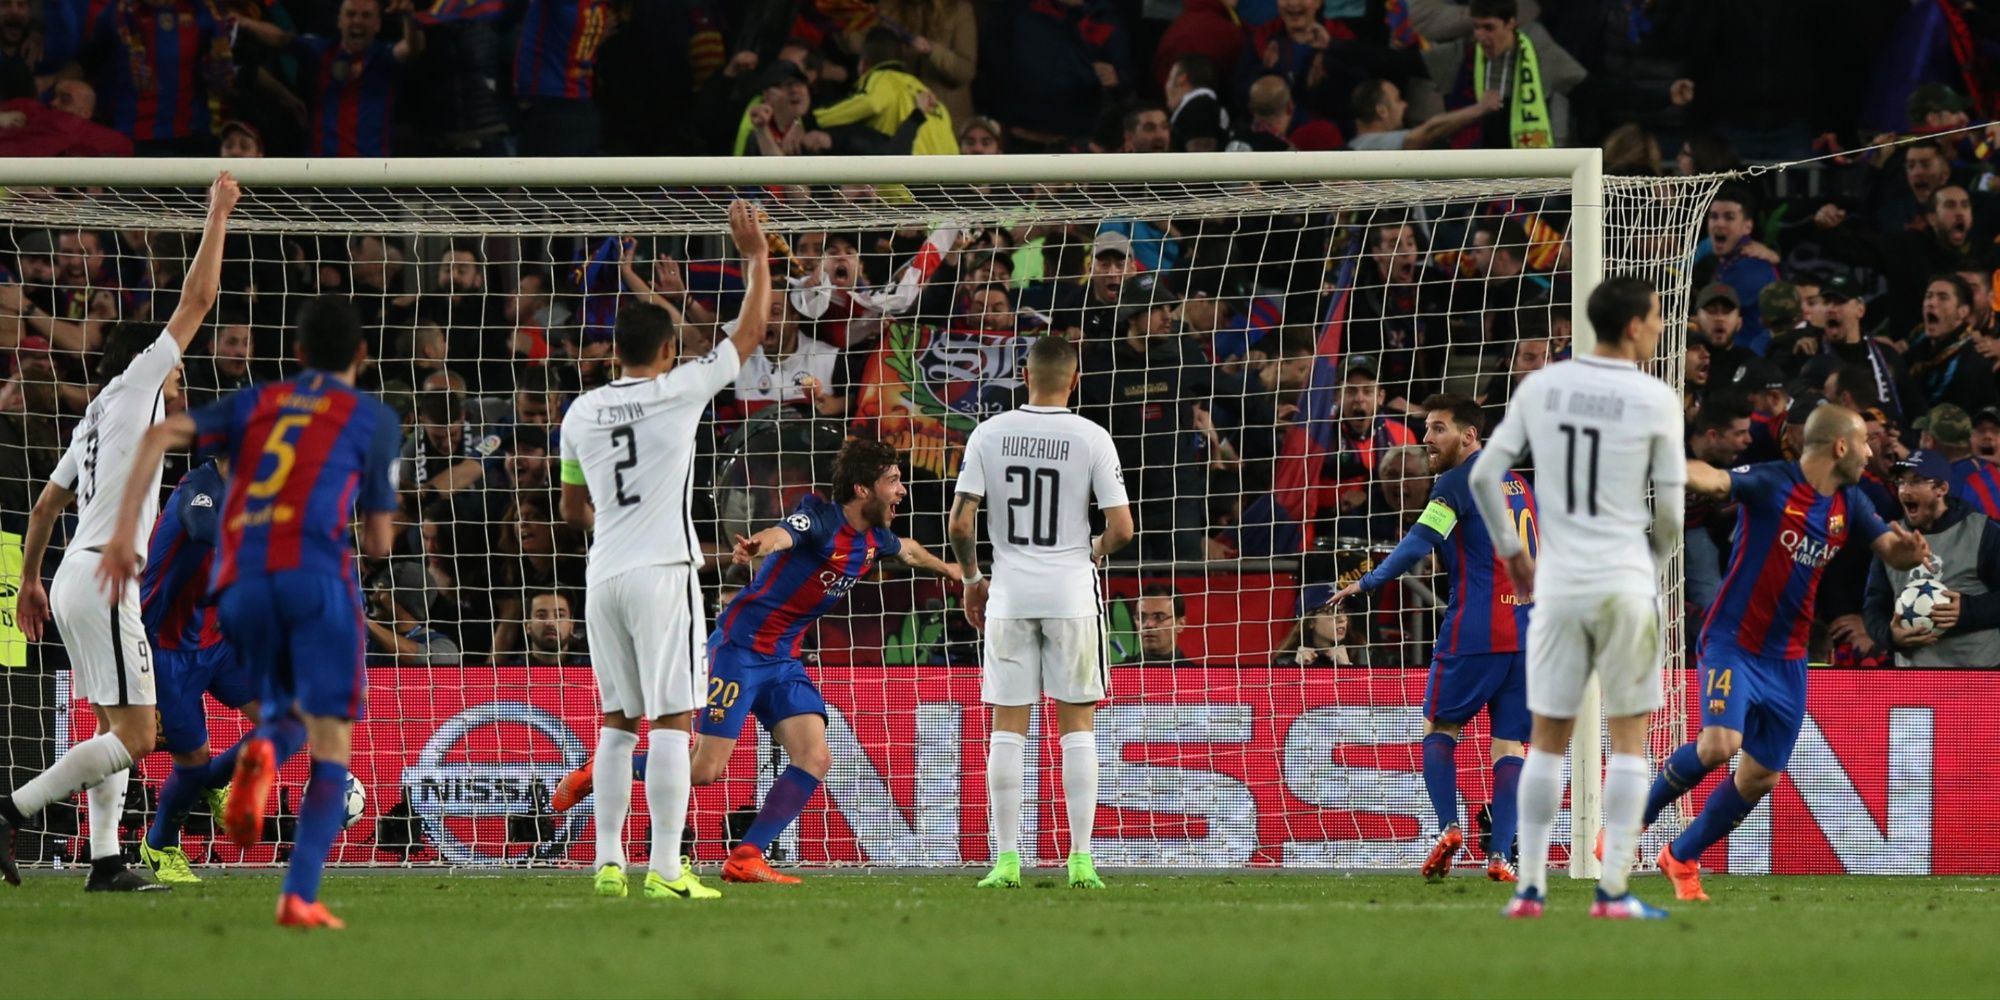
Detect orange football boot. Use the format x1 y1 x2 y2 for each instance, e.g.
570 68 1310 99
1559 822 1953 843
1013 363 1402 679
275 894 346 930
552 758 595 813
1421 825 1463 882
1487 857 1517 883
1657 844 1709 902
223 738 276 849
722 844 801 884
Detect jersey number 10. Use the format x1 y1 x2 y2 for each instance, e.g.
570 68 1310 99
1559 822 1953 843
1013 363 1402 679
1004 466 1061 546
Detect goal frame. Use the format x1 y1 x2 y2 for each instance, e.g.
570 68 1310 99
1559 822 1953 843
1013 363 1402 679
0 148 1637 878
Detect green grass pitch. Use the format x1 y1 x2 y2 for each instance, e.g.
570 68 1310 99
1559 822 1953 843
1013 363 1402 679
2 870 1994 998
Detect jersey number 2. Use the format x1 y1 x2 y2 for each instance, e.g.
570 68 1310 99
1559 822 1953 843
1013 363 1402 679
1004 466 1060 546
610 426 641 507
1558 423 1600 516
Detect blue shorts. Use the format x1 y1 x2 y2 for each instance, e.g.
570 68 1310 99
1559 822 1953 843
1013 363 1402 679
153 643 253 755
217 572 368 723
694 635 825 739
1697 639 1807 772
1425 651 1530 742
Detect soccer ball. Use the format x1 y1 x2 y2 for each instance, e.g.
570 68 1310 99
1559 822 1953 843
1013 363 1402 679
341 773 367 830
1895 579 1951 634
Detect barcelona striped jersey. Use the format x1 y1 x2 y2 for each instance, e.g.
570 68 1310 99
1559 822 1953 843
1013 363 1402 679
291 36 404 157
1951 456 2000 519
1359 457 1537 655
1702 461 1889 661
514 0 610 100
718 494 902 658
189 372 403 591
141 460 226 651
85 0 227 142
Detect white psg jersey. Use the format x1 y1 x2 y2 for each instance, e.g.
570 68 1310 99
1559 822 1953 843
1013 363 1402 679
52 330 181 556
956 405 1129 619
1474 355 1686 600
561 346 741 585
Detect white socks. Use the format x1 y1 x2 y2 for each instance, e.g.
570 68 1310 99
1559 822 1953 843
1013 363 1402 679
1599 753 1651 897
1516 748 1566 896
11 732 134 817
1060 731 1098 858
646 728 692 881
986 731 1025 858
88 769 129 862
592 727 638 871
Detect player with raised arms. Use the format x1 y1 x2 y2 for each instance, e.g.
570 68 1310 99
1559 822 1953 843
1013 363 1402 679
1644 404 1929 902
1328 392 1535 883
0 172 239 892
1468 275 1687 919
952 334 1133 890
136 453 308 886
554 200 777 901
98 290 403 928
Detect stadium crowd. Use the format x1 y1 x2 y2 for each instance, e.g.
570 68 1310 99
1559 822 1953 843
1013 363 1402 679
2 0 2000 669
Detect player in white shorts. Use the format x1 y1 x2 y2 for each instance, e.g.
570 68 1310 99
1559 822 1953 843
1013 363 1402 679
1469 275 1687 921
951 335 1133 891
0 173 240 891
555 200 772 902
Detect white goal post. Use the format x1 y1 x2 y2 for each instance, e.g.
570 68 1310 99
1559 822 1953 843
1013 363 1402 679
0 149 1714 875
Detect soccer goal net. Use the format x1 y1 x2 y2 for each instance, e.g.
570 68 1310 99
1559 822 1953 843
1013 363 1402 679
0 152 1719 873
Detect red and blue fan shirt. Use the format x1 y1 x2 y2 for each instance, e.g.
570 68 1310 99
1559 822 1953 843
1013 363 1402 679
513 0 610 100
1331 415 1420 503
1356 457 1536 655
718 494 901 658
140 460 225 651
291 35 404 157
1701 461 1890 661
1950 456 2000 519
86 0 228 142
189 372 403 592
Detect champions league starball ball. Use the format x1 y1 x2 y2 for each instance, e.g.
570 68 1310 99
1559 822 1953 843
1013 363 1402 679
1894 578 1951 634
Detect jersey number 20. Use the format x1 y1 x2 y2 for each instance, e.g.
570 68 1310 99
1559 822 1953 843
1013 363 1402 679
1004 466 1060 546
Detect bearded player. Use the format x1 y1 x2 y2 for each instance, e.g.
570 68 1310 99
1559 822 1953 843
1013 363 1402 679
1329 392 1535 884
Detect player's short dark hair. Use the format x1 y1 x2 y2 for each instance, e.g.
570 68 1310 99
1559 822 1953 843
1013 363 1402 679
1139 583 1186 618
830 438 902 505
296 294 365 371
612 300 676 368
1586 275 1656 345
1172 53 1215 91
1468 0 1516 21
1025 334 1080 386
861 26 903 67
1929 272 1974 310
94 322 158 384
1349 79 1392 123
1421 393 1484 436
1693 390 1753 435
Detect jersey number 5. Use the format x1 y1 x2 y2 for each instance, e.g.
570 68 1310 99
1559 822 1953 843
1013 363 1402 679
610 426 641 507
1558 423 1600 516
247 414 312 499
1004 466 1060 546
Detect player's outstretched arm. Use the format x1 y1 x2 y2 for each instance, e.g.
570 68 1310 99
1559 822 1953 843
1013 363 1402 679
894 537 961 582
15 479 76 642
166 172 241 350
1872 522 1932 572
1683 459 1733 500
732 524 796 566
947 493 987 630
1331 516 1445 606
95 413 198 596
723 200 772 364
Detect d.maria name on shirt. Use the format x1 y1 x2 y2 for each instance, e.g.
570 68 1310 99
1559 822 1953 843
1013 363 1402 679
1545 387 1625 421
594 401 646 426
999 435 1071 461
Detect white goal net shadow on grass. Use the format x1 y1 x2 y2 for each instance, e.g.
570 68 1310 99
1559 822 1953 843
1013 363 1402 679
0 152 1718 875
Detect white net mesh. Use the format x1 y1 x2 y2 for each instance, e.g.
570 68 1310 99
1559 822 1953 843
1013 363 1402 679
0 162 1719 870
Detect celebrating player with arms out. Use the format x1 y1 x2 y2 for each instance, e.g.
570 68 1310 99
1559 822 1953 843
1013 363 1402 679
953 335 1133 890
1329 392 1535 883
554 200 777 902
100 292 404 929
136 454 307 886
1469 275 1687 920
1645 404 1928 902
0 172 238 892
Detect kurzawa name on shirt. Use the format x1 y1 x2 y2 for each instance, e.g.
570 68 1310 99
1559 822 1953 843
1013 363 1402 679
998 435 1071 461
